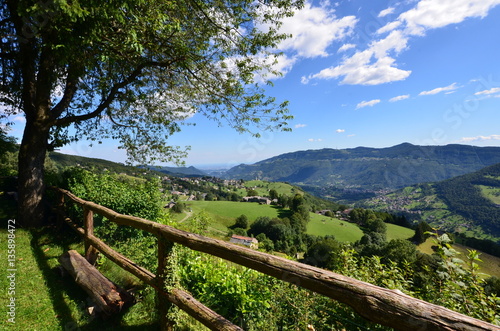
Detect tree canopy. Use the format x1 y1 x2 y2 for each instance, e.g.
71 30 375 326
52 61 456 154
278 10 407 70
0 0 303 226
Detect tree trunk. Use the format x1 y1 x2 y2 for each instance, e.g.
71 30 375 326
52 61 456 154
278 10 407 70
17 119 50 227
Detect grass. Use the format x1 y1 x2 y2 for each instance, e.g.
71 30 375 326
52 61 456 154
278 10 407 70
0 225 166 330
242 180 302 197
386 224 415 241
417 238 500 278
185 200 284 229
182 200 415 244
477 185 500 205
306 214 363 242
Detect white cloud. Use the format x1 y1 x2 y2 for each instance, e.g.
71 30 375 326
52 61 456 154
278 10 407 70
275 3 358 58
336 129 345 133
304 0 500 86
305 30 411 85
308 138 323 142
475 87 500 95
400 0 500 36
356 99 381 109
389 94 410 102
295 123 307 128
377 21 402 34
457 134 500 143
13 116 26 123
379 7 395 18
419 82 458 95
338 43 356 53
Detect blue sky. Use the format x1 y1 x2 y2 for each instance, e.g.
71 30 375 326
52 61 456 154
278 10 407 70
5 0 500 169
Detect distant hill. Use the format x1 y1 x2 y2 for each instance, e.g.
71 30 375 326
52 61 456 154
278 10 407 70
48 152 141 175
143 165 207 177
362 162 500 239
223 143 500 191
48 152 207 177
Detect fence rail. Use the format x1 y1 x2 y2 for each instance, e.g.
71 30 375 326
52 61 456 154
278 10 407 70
53 187 500 331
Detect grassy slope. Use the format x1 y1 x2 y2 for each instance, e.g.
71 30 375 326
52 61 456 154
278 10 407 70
478 185 500 205
0 226 163 330
307 214 363 242
183 200 413 243
418 238 500 278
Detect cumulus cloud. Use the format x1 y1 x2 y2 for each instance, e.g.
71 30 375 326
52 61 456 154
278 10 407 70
295 123 307 128
336 129 345 133
419 82 458 95
400 0 500 36
377 21 402 34
338 43 356 53
457 134 500 143
304 0 500 86
389 94 410 102
475 87 500 95
274 2 357 58
356 99 381 109
379 7 395 18
305 30 411 85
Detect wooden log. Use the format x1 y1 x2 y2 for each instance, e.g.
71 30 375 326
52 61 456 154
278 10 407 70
62 218 243 331
59 250 133 316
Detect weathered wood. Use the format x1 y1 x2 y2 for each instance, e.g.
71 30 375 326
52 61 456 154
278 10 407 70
63 217 242 331
157 237 176 331
55 188 500 331
83 207 99 264
58 250 132 316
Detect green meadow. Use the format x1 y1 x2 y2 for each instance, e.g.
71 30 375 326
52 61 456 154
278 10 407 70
181 200 415 244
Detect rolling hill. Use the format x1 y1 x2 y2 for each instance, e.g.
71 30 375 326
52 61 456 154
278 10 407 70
48 152 206 177
223 143 500 191
362 162 500 240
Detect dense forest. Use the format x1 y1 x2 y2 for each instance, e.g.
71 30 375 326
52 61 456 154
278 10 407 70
436 163 500 235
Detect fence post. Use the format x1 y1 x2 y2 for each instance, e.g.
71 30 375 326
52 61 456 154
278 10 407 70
157 237 178 331
83 207 99 265
56 191 65 228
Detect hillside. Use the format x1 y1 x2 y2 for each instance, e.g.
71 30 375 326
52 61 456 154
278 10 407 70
362 162 500 240
143 165 207 177
223 143 500 191
48 152 206 177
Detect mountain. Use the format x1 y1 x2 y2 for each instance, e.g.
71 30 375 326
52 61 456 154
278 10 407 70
223 143 500 191
143 165 207 177
362 162 500 239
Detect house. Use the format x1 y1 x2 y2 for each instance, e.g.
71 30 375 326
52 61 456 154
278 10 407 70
229 235 259 249
164 201 176 209
242 196 271 205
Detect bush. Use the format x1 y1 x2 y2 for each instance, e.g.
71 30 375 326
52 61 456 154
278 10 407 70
61 168 165 244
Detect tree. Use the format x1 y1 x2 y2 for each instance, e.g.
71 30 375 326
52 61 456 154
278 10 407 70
1 0 301 227
247 188 259 197
234 214 249 229
269 188 279 200
303 237 345 271
0 131 17 176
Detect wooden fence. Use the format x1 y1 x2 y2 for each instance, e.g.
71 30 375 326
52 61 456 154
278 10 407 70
52 187 500 331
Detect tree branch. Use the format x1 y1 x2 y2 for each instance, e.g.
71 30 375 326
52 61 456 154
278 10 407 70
51 64 82 120
55 59 180 127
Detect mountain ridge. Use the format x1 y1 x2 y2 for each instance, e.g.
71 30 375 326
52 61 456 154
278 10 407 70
223 143 500 190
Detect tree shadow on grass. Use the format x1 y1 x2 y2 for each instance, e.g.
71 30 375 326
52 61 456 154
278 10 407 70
271 205 293 219
30 225 159 330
